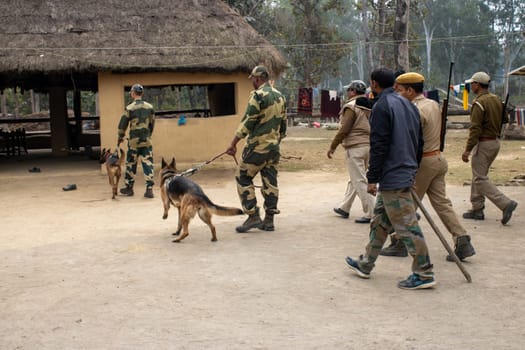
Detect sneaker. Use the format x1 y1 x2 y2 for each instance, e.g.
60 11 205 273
144 188 154 198
446 235 476 262
345 256 370 279
380 239 408 257
462 209 484 220
236 213 263 233
120 185 134 196
354 217 371 224
502 200 518 225
333 208 349 218
398 274 436 290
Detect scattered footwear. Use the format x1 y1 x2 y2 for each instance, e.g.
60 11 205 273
501 200 518 225
144 187 154 198
345 256 370 279
28 167 41 173
380 239 408 257
398 273 436 290
236 212 263 233
333 208 349 218
120 185 134 196
354 217 371 224
62 184 77 191
462 209 484 220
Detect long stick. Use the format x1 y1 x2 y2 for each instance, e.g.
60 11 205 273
410 188 472 283
439 62 454 152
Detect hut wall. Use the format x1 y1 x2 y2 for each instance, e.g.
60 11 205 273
98 71 251 164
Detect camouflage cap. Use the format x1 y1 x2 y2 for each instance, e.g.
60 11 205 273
130 84 144 93
248 65 269 79
344 80 367 93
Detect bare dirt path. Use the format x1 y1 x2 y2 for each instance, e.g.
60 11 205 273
1 156 524 349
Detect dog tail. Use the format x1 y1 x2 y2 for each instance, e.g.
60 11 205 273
209 204 244 216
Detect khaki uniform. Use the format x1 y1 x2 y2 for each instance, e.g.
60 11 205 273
466 92 512 211
412 95 466 242
330 95 374 218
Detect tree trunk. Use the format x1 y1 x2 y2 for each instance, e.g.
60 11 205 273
394 0 410 71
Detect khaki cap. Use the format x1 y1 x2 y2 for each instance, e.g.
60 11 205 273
395 72 425 84
465 72 490 85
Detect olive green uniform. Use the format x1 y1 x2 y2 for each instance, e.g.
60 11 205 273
118 99 155 189
234 82 287 215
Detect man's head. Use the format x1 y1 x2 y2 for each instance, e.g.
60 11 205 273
466 71 490 94
249 65 270 89
370 68 395 94
130 84 144 99
344 80 367 97
395 72 425 101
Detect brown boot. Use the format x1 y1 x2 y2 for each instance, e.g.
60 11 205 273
236 210 262 233
380 237 408 257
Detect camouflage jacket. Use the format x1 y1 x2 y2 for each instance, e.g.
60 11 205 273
118 99 155 148
235 82 287 153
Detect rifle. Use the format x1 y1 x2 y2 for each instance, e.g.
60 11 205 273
500 93 510 137
439 62 454 152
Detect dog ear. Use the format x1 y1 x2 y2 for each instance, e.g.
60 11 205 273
169 157 176 169
161 157 167 168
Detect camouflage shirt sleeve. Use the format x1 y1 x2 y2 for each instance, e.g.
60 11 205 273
117 111 130 139
235 91 260 139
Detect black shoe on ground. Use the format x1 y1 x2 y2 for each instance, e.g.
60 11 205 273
398 274 436 290
502 200 518 225
354 217 371 224
462 209 484 220
345 256 370 279
144 188 154 198
236 213 263 233
120 185 134 196
446 235 476 262
380 239 408 257
333 208 349 218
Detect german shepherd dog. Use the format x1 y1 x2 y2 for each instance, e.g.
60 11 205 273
100 148 125 199
160 157 243 242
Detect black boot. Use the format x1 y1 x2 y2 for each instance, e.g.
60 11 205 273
144 187 154 198
380 237 408 257
236 210 262 233
446 235 476 262
259 213 275 231
120 184 134 196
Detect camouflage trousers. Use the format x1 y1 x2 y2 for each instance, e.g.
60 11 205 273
235 148 279 216
124 145 154 188
359 188 434 279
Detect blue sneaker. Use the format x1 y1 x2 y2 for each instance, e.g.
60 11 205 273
345 256 370 279
398 274 436 290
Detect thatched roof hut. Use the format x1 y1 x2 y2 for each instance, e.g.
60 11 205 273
0 0 287 91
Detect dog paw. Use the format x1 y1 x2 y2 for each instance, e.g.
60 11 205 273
211 238 218 242
162 214 168 220
172 231 181 236
172 239 181 243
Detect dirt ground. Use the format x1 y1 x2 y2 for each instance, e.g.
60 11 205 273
1 151 524 350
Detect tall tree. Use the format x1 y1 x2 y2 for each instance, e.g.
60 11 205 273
393 0 410 71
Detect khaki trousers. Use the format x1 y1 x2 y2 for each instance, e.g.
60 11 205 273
414 154 466 242
337 145 375 218
470 140 511 211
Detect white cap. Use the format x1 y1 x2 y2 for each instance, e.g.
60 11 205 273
465 72 490 85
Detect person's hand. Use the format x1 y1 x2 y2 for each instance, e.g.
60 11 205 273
462 150 470 163
367 183 378 196
327 149 334 159
117 138 123 146
226 145 237 156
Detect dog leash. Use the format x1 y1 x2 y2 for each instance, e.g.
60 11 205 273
179 151 238 177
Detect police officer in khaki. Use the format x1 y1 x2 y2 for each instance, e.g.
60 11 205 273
462 72 518 224
381 72 475 262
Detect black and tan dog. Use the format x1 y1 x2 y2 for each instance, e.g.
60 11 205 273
100 148 125 199
160 157 243 242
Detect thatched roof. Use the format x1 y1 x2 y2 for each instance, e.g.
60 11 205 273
0 0 287 91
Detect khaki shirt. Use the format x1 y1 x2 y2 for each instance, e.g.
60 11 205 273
329 95 371 150
465 91 503 152
412 95 441 153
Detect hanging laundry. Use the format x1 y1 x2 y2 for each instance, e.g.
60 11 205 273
321 89 341 119
298 87 313 115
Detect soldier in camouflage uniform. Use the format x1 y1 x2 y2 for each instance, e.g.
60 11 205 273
117 84 156 198
461 72 518 224
226 65 287 233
